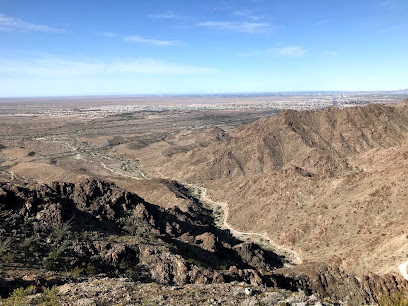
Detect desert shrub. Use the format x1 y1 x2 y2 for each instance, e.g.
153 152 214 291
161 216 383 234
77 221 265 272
379 291 408 306
44 240 70 270
48 240 69 260
3 253 15 262
0 235 15 257
71 266 84 277
20 236 36 251
50 217 74 243
86 264 97 275
1 285 36 305
39 285 59 306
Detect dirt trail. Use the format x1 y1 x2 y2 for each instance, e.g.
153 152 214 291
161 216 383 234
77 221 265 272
53 134 302 264
190 184 302 264
156 134 302 265
100 162 144 181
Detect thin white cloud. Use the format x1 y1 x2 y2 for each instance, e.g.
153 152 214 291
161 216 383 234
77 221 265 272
0 13 63 32
238 46 305 57
124 35 181 46
0 58 217 78
101 32 119 37
233 10 260 21
267 46 305 57
195 21 270 33
148 12 193 20
149 12 179 19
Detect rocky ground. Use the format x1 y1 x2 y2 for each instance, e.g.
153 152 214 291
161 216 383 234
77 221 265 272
1 178 407 305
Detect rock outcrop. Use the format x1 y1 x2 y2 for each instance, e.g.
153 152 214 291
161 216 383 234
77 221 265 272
1 178 407 304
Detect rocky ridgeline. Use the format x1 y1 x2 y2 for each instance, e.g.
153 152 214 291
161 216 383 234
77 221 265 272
0 179 283 294
0 178 407 304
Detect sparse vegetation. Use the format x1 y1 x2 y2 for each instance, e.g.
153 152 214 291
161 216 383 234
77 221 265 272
0 286 36 306
39 285 59 306
379 291 408 306
0 235 15 265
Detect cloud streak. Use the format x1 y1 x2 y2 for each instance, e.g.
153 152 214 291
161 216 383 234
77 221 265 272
267 46 305 57
233 10 260 21
124 35 181 46
237 46 305 57
149 12 179 19
195 21 271 33
0 57 217 78
0 14 63 32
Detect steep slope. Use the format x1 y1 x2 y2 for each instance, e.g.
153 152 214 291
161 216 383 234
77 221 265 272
0 178 287 288
165 101 408 181
1 179 407 305
161 100 408 276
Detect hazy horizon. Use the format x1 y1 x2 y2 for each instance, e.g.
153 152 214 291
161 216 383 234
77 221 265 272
1 88 408 100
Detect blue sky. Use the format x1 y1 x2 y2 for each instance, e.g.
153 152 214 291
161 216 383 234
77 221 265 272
0 0 407 97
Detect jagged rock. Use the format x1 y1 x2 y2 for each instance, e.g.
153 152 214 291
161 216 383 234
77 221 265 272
194 232 218 252
178 232 195 244
233 242 282 273
1 179 406 304
274 263 408 305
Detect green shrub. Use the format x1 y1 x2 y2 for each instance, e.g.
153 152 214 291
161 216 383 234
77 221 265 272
1 285 36 305
86 264 97 275
71 266 84 276
0 235 15 258
379 291 408 306
39 285 59 306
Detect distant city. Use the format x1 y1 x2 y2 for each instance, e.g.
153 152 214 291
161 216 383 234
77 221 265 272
0 91 407 119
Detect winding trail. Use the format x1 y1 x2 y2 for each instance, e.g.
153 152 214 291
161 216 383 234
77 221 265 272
100 162 145 181
45 138 148 181
156 134 302 265
41 134 302 264
190 184 302 264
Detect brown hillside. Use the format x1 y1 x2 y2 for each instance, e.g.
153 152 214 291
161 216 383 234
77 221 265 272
165 102 408 181
161 101 408 276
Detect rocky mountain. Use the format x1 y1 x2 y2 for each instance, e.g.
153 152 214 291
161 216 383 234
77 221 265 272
0 179 406 303
167 101 408 180
160 100 408 276
2 100 408 304
0 178 286 286
1 178 407 304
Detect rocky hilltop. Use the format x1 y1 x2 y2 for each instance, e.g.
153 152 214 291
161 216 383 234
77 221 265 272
1 178 407 304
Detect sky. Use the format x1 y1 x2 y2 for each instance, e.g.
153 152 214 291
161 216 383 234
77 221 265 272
0 0 407 97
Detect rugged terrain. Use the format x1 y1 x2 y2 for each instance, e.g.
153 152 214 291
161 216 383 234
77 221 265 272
1 96 408 304
155 100 408 277
1 178 408 305
0 178 313 304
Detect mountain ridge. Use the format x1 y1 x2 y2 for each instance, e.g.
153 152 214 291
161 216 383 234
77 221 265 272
160 100 408 276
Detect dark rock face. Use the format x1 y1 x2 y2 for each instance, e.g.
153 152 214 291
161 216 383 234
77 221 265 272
233 242 282 274
1 178 407 304
273 263 408 305
0 179 282 297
